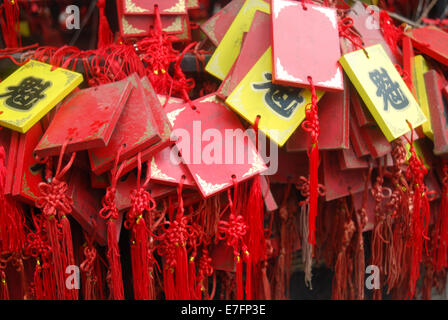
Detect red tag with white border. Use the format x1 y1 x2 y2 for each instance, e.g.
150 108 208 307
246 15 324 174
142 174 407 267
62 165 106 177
271 0 343 91
167 94 267 198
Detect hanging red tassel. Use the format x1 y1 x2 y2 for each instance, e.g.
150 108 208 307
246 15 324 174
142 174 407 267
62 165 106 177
25 211 56 300
0 0 21 48
370 157 397 300
105 213 123 300
163 267 176 300
137 5 177 95
97 0 113 48
33 261 44 300
241 116 265 299
404 124 431 299
244 248 251 300
80 230 102 301
197 247 213 299
353 166 371 300
245 176 265 265
382 141 408 295
80 244 98 300
125 153 156 300
61 213 77 300
99 147 127 300
301 77 320 253
332 199 356 300
130 217 151 299
41 262 57 300
379 10 403 62
0 200 25 254
296 176 325 290
275 198 287 299
218 182 250 300
35 141 76 300
176 244 191 300
185 221 203 300
0 145 25 254
300 203 313 289
157 178 191 300
236 255 243 300
188 254 199 300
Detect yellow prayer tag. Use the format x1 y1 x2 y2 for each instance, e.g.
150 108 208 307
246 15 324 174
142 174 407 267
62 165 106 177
0 60 83 133
340 44 427 142
413 55 433 141
226 47 324 147
205 0 270 80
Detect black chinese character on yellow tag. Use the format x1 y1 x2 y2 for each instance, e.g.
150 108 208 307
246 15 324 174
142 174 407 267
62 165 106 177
252 72 303 118
0 76 52 111
369 67 409 111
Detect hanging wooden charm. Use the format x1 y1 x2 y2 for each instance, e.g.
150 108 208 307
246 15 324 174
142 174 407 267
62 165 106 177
115 76 173 177
226 48 324 146
205 0 270 80
34 77 132 158
12 122 44 205
271 0 343 92
406 26 448 67
413 55 433 140
200 0 246 47
340 44 427 141
89 75 161 175
168 94 267 198
0 60 82 133
217 10 271 99
424 70 448 155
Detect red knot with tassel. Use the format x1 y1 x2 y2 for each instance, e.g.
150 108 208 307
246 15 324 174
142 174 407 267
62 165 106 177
124 152 156 300
157 177 192 300
217 181 250 300
35 141 76 300
301 76 320 254
97 0 113 48
98 146 126 300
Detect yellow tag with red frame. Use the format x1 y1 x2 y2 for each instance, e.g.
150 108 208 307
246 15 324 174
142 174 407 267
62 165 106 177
339 44 426 141
413 55 433 140
205 0 270 80
0 60 83 133
226 47 324 147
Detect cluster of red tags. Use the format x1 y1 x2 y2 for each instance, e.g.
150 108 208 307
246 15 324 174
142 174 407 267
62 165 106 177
0 0 447 301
